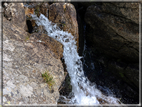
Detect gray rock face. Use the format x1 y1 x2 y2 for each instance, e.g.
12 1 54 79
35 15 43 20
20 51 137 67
29 33 63 59
3 3 26 29
3 3 65 104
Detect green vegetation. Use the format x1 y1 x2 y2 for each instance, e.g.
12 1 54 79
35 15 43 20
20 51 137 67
25 36 30 41
25 34 31 41
42 70 55 89
64 8 66 12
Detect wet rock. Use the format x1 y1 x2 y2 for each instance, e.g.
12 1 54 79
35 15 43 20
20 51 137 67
26 2 50 17
39 2 50 17
49 3 79 49
85 3 139 63
83 48 139 104
2 3 65 104
83 3 139 103
24 2 50 33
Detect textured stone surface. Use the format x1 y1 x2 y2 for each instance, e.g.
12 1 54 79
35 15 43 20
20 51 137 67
49 3 79 49
3 3 26 29
85 3 139 63
23 2 50 34
84 2 139 83
24 2 50 17
29 33 63 59
2 3 65 104
83 2 139 103
39 2 50 17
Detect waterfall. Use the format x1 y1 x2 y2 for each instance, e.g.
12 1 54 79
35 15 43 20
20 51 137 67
32 14 122 105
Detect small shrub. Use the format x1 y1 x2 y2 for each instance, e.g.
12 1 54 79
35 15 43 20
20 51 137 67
42 70 55 89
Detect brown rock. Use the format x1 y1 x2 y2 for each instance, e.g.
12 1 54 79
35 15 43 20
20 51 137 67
25 7 34 16
49 3 79 50
23 2 50 17
111 3 139 24
24 3 50 33
39 3 50 17
29 33 63 59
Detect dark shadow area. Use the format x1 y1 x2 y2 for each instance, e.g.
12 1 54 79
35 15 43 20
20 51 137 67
26 20 33 33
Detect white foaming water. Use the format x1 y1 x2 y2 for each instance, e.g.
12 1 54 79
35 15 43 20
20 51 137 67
32 14 121 105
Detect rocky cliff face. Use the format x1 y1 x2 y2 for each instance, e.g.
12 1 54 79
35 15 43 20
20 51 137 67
23 2 79 49
85 3 139 63
48 3 79 49
83 2 139 103
2 3 65 104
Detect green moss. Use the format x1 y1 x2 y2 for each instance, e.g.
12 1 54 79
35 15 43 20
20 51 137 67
42 70 55 90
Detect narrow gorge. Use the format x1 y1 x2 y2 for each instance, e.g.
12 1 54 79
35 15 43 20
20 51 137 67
2 1 140 105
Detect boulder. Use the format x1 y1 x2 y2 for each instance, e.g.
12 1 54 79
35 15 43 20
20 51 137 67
85 3 139 63
3 3 65 104
48 3 79 49
83 3 139 103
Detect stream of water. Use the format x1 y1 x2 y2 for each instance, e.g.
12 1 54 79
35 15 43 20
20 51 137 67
32 14 122 105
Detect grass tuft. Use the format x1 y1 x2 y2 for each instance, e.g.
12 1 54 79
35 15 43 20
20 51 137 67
42 70 55 90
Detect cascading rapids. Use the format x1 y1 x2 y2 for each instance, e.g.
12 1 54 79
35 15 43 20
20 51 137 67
32 14 121 105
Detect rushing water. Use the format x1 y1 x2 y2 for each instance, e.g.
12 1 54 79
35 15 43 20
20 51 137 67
32 14 122 105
